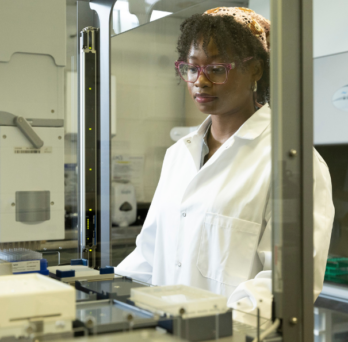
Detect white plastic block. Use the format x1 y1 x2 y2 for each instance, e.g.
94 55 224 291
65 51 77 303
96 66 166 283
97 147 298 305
131 284 228 318
0 274 75 338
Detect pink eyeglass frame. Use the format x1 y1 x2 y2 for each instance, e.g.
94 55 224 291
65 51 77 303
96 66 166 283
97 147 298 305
174 57 253 85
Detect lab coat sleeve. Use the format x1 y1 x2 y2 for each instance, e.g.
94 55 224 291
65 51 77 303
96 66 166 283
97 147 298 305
227 149 335 325
113 152 168 284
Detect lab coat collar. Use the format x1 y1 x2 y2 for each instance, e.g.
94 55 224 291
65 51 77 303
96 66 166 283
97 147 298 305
190 103 270 142
196 115 212 137
234 103 270 140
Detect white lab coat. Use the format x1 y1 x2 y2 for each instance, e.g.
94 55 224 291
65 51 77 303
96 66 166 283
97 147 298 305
114 104 334 322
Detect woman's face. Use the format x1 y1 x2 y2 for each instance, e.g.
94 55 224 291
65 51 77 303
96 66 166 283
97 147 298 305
186 38 262 116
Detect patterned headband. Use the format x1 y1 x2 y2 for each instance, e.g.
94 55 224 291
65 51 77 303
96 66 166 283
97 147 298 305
204 7 270 53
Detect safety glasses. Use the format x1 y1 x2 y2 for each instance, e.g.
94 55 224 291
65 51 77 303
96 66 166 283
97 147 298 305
175 57 253 84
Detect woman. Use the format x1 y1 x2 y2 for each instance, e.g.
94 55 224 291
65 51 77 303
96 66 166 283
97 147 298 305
115 7 334 321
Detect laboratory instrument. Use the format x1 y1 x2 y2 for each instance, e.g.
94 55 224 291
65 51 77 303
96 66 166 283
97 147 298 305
0 0 65 243
0 273 75 339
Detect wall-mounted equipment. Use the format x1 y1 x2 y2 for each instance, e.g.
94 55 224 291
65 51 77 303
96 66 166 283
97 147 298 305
0 0 65 243
111 182 137 227
332 85 348 112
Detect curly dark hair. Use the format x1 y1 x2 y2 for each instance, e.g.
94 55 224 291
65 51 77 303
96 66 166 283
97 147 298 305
176 13 270 106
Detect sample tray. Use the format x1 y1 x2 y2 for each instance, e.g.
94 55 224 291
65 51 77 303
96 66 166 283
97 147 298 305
76 289 97 302
48 265 114 283
76 276 147 302
76 299 157 334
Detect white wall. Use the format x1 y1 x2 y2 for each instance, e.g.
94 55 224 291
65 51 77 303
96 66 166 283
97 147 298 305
250 0 348 58
248 0 270 20
314 52 348 145
110 17 188 202
249 0 348 145
313 0 348 58
312 0 348 144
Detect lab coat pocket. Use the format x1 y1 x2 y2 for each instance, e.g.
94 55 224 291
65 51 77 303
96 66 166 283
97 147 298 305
197 213 261 287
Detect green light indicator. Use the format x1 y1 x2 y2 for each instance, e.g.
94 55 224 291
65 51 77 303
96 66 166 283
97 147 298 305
89 128 92 131
89 209 92 212
89 249 92 252
89 87 92 90
89 47 92 50
89 168 92 171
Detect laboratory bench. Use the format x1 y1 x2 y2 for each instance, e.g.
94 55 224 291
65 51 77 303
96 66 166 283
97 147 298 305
62 327 279 342
0 272 279 342
7 228 348 342
39 226 141 266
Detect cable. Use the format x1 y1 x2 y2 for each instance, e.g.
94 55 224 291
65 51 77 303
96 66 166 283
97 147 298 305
252 318 281 342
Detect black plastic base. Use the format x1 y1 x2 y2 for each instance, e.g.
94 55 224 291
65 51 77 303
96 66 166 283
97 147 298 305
158 310 233 341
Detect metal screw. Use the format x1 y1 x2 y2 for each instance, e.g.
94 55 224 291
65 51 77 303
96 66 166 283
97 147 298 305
51 109 55 113
26 326 34 334
51 201 54 205
126 314 134 322
2 135 6 139
290 317 298 325
179 308 186 315
11 203 15 207
58 136 62 140
56 321 65 329
289 149 297 157
86 318 94 328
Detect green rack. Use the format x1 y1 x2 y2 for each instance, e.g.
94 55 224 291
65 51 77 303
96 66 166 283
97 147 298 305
325 257 348 284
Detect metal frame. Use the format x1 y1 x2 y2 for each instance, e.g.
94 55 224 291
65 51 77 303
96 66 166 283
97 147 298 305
80 26 98 267
77 1 98 261
78 0 116 268
89 0 116 267
271 0 314 340
76 0 315 338
89 0 116 268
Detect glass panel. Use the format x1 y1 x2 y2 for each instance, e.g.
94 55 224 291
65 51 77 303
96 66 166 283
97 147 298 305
111 0 274 331
0 1 80 266
111 0 207 36
111 0 271 263
313 1 348 340
313 2 348 285
314 307 348 342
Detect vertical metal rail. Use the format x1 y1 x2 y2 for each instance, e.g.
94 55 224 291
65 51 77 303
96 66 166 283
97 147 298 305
89 0 116 268
271 0 314 341
80 27 98 267
77 1 97 260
